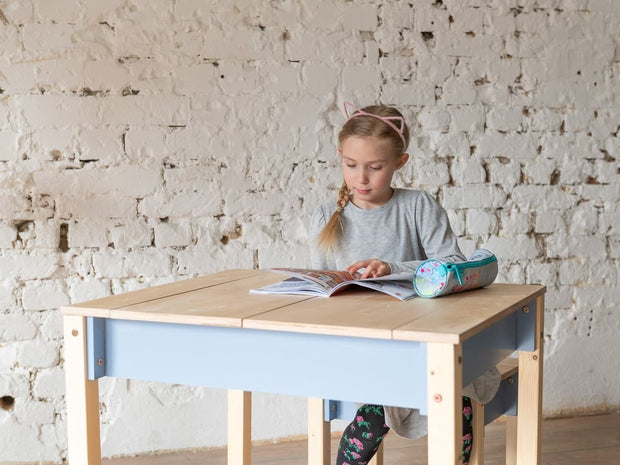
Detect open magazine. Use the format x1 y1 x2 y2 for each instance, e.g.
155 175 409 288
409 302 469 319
250 268 417 301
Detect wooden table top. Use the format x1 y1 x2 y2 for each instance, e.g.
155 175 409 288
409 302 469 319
61 269 545 344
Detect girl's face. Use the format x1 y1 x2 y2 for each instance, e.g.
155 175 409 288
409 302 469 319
339 136 409 209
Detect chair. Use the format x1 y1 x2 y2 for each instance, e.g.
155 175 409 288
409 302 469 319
308 358 519 465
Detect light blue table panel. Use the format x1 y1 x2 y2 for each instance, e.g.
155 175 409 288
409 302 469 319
87 318 429 413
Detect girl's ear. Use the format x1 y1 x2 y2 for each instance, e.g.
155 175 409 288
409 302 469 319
396 153 409 169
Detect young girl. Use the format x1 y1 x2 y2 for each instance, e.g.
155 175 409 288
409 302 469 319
309 102 499 465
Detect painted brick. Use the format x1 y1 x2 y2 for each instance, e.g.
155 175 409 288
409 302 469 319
499 210 532 235
77 128 125 164
31 220 60 249
0 27 22 60
124 250 173 277
154 221 192 247
567 206 599 235
446 209 465 237
535 210 567 234
0 314 37 341
0 194 32 219
466 209 498 235
174 0 212 20
475 132 538 159
108 220 152 249
17 95 100 128
381 80 435 106
174 64 218 94
33 166 161 197
0 281 15 309
14 399 56 425
36 59 86 92
84 60 131 91
68 221 109 248
0 222 17 247
0 371 31 400
0 422 43 462
417 105 451 132
0 253 58 280
302 64 339 95
56 195 137 220
510 185 578 211
176 245 254 276
38 310 64 341
92 251 125 278
140 191 223 218
21 280 69 311
527 261 558 287
484 235 539 261
451 158 486 184
341 66 382 99
100 95 190 126
16 341 59 369
447 104 485 132
380 3 414 29
443 185 507 209
559 259 617 287
125 128 167 159
69 278 111 304
341 4 377 30
487 159 521 190
411 159 451 187
486 106 523 132
0 130 18 161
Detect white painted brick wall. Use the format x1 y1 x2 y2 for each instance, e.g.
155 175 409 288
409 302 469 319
0 0 618 462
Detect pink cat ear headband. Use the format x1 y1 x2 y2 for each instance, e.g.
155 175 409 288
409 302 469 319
343 101 407 149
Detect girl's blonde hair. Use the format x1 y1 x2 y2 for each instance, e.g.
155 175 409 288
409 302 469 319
316 104 410 252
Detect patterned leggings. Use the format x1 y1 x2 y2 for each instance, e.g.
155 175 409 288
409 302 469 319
336 397 474 465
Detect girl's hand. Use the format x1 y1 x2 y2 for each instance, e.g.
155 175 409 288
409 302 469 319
347 259 391 279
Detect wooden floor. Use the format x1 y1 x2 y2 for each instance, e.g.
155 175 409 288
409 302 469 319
106 411 620 465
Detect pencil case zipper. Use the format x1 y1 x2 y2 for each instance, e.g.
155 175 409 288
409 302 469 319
445 255 498 285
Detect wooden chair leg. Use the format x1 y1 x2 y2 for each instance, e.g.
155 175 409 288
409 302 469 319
227 390 251 465
469 400 485 465
369 440 384 465
308 398 330 465
505 415 517 465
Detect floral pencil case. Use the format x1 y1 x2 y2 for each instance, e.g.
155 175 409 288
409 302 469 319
413 249 498 298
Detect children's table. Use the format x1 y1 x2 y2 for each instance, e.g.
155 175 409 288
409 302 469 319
62 269 545 465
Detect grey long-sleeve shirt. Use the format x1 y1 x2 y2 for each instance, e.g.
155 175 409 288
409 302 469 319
309 188 466 272
309 188 499 439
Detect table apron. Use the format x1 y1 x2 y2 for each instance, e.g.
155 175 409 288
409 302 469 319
86 318 429 412
84 298 536 416
462 299 537 386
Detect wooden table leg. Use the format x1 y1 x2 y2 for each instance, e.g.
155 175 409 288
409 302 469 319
517 295 544 465
308 398 330 465
63 315 102 465
428 342 462 465
228 390 252 465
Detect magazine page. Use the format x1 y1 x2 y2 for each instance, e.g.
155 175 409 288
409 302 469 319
354 279 417 301
249 277 327 296
270 268 357 292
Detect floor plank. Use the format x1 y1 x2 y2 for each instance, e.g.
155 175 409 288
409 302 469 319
105 411 620 465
